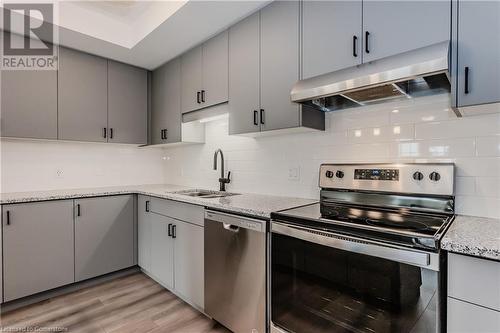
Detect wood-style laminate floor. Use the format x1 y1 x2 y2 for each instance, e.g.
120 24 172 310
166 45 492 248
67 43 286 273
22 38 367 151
0 272 231 333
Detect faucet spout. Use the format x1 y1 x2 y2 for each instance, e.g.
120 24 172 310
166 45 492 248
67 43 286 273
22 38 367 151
213 149 230 191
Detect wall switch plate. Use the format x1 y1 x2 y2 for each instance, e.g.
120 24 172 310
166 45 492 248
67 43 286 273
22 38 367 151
288 166 300 181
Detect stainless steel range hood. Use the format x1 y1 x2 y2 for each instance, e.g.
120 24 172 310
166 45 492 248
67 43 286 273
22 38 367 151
291 41 451 112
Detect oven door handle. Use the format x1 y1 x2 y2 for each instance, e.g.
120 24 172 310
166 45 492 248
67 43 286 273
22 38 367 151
272 222 434 269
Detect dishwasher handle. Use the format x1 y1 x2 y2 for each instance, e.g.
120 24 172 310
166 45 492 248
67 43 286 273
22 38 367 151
205 210 265 233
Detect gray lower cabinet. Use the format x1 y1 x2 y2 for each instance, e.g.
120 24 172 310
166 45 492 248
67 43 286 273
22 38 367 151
362 1 450 62
448 298 500 333
151 58 182 144
454 1 500 109
74 195 134 281
302 1 362 79
58 47 108 142
138 196 152 272
228 11 261 135
173 221 204 309
1 69 58 139
108 60 148 144
2 201 74 302
150 213 175 289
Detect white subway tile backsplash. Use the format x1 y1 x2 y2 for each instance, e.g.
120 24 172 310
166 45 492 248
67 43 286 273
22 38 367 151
476 136 500 156
415 113 500 140
475 177 500 197
455 176 476 196
389 138 475 158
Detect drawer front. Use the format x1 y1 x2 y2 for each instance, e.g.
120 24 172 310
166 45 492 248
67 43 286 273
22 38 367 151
448 297 500 333
448 253 500 311
149 197 204 226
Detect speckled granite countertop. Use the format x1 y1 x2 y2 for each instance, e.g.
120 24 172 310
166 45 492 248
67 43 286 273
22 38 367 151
0 184 317 219
442 215 500 261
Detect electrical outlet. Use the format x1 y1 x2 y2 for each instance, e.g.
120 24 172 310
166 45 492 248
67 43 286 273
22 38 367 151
288 166 300 181
55 169 64 179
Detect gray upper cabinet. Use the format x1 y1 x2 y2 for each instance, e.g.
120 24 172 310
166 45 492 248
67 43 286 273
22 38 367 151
181 31 229 113
454 1 500 108
74 195 134 281
302 1 362 79
58 47 108 142
181 46 203 113
150 213 175 289
260 0 300 131
2 201 74 302
1 69 58 139
108 61 148 144
362 1 450 62
228 12 261 135
201 30 229 108
152 58 182 144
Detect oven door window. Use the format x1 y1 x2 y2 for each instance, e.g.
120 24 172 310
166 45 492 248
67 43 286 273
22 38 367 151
271 233 439 333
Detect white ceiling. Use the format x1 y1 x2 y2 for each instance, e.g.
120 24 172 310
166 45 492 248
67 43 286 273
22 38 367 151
1 0 271 70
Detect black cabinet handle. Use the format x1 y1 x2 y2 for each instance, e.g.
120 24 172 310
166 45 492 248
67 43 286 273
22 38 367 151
77 204 81 217
172 224 177 238
260 109 265 125
197 91 201 104
6 210 10 225
464 66 470 94
103 127 107 138
145 200 150 212
201 90 205 103
109 128 113 139
168 223 172 237
353 35 358 57
253 110 258 126
365 31 370 54
164 129 167 140
161 129 167 140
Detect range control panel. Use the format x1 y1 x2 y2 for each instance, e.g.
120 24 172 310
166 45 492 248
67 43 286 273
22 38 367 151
319 163 455 196
354 168 399 181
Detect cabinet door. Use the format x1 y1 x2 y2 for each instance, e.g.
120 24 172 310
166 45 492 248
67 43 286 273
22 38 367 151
302 1 362 79
58 47 108 142
150 213 174 289
228 11 261 135
260 0 300 131
1 69 57 139
174 221 204 309
108 61 148 144
181 46 203 113
151 58 182 144
448 297 500 333
456 1 500 107
2 201 74 301
202 30 229 108
363 1 450 62
138 196 152 272
75 195 134 281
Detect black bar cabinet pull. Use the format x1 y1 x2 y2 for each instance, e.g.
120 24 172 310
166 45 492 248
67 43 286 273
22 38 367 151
365 31 370 54
253 110 258 126
197 91 201 104
201 90 205 103
109 128 113 139
353 35 358 57
168 223 172 237
145 200 150 212
77 204 81 217
164 129 167 140
6 210 10 225
464 66 470 94
260 109 265 125
103 127 107 138
172 224 177 238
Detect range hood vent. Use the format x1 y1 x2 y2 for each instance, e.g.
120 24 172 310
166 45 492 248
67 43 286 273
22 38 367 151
291 41 451 112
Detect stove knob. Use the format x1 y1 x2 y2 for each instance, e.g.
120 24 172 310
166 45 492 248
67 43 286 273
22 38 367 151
413 171 424 181
325 170 334 178
429 172 441 182
336 170 344 179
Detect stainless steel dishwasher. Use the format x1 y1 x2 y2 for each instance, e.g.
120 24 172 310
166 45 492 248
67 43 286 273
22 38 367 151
204 210 267 333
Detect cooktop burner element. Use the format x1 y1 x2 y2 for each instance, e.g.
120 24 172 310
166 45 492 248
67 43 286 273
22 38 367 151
272 163 455 251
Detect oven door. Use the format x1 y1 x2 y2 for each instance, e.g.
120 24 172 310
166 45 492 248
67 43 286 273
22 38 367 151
271 221 443 333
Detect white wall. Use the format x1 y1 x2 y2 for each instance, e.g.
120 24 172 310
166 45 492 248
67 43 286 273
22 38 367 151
162 94 500 219
0 140 165 192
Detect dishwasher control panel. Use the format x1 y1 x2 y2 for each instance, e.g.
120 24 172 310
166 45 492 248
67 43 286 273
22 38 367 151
205 210 266 233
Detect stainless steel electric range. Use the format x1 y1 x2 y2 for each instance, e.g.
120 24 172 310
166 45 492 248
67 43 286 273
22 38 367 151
270 163 455 333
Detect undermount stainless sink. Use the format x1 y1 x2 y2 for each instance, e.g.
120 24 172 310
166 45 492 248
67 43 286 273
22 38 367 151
173 189 239 199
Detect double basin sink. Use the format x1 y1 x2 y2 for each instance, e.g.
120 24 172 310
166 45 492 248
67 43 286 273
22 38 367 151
173 189 239 199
